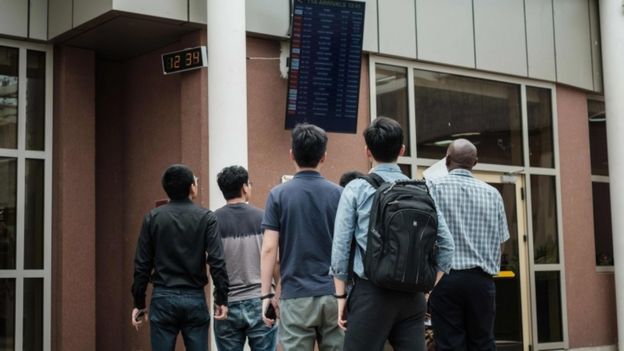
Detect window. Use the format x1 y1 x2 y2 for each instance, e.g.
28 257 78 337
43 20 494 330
413 69 523 165
588 98 612 268
527 87 555 168
0 46 18 149
0 41 51 351
376 64 411 156
372 58 565 348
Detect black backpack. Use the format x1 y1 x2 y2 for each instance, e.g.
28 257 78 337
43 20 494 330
359 173 438 293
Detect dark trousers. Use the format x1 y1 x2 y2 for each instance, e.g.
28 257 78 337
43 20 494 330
343 279 426 351
429 269 496 351
150 287 211 351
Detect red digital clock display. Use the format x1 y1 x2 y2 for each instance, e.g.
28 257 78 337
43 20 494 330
162 46 207 75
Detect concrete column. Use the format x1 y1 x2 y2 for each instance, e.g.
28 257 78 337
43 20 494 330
599 2 624 349
207 0 249 209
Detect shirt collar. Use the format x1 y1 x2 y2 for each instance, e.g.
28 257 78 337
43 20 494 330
449 168 473 177
294 170 322 178
371 163 402 173
169 198 193 204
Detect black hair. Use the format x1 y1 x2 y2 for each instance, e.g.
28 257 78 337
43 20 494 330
217 165 249 200
161 164 195 200
339 170 365 187
291 123 328 168
363 117 403 163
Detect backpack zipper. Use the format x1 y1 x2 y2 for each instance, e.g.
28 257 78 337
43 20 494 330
414 216 432 284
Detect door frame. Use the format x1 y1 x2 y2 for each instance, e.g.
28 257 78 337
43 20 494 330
474 171 532 351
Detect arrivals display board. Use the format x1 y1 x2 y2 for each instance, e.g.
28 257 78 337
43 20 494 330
285 0 365 133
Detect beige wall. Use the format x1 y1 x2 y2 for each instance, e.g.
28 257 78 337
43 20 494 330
557 85 617 347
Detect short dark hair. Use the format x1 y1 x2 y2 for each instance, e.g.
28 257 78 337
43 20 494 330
291 123 328 168
217 165 249 200
363 117 403 163
339 170 365 187
161 164 195 200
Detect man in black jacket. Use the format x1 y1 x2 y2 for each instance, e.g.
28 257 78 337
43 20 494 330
131 164 229 351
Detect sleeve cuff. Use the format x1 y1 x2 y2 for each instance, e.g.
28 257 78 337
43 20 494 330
329 267 349 281
214 293 228 306
436 264 451 274
134 295 146 310
262 224 280 231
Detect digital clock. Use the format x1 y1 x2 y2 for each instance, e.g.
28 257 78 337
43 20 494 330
161 46 207 75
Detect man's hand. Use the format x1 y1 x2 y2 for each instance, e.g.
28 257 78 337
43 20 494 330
337 298 347 331
214 305 228 320
262 297 279 327
131 308 148 331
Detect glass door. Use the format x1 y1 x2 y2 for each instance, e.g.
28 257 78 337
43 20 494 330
474 172 532 351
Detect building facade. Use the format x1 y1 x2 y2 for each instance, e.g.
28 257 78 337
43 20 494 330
0 0 620 350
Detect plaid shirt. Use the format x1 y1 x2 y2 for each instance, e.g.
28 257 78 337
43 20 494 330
427 169 509 275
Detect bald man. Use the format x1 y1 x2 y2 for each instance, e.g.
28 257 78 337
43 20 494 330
426 139 509 351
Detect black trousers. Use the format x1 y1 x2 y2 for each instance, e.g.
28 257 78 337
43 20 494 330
343 279 426 351
429 268 496 351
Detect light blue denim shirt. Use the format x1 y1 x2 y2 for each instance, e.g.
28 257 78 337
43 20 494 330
331 163 455 281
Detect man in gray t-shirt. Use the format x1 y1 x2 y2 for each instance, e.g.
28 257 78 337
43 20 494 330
214 166 277 351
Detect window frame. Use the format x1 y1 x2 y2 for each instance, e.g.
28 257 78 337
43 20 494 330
587 95 613 273
0 37 53 351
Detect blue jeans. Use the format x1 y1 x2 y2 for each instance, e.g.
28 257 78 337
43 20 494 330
214 298 277 351
149 287 210 351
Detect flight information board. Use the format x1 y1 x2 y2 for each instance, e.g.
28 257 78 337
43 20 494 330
285 0 365 133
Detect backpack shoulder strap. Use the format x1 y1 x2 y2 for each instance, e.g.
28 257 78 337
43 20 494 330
357 172 386 189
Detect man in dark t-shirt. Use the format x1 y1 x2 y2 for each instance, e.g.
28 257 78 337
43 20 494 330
260 124 343 350
213 166 277 351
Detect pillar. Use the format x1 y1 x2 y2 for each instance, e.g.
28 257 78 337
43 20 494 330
599 1 624 349
207 0 249 209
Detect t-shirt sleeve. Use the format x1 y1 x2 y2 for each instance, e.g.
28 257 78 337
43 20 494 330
261 191 280 231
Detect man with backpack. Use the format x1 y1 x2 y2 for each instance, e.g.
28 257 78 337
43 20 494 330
331 117 454 351
427 139 509 351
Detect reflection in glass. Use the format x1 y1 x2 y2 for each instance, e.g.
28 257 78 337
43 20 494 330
399 163 412 178
592 182 613 266
26 51 46 151
23 279 43 351
0 46 19 149
588 99 608 176
0 278 16 351
0 158 17 269
414 69 523 165
376 64 410 156
535 271 563 343
527 87 554 168
531 175 559 264
490 183 523 348
25 160 44 269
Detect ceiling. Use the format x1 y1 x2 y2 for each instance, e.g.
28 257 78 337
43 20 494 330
57 12 204 61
